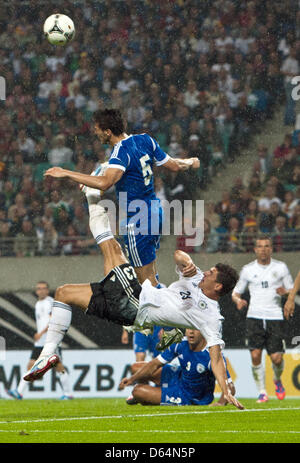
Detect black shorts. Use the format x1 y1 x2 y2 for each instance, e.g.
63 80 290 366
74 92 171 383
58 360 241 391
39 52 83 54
86 263 142 326
245 318 286 355
30 346 62 360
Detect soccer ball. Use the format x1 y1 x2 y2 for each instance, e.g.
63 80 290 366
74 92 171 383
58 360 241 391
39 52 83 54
43 14 75 46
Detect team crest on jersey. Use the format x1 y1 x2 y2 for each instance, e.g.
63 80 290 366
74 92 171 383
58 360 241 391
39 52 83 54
272 272 278 278
198 300 208 310
196 363 205 373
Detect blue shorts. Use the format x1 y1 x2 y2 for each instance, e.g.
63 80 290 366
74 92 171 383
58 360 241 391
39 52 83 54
160 365 214 406
123 230 160 267
133 326 162 357
122 203 163 267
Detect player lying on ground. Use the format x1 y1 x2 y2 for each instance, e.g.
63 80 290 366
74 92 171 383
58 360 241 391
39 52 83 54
23 191 243 409
284 270 300 319
120 329 235 406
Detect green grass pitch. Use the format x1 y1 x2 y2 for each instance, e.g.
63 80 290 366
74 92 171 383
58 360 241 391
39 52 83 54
0 398 300 443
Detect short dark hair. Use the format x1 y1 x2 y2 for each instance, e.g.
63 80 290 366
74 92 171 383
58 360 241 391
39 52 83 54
255 235 273 246
93 109 125 136
215 263 239 297
36 281 49 288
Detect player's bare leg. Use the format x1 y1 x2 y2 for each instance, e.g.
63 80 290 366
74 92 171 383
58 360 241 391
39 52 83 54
132 384 162 405
126 361 162 404
270 352 285 400
131 362 162 385
135 260 158 286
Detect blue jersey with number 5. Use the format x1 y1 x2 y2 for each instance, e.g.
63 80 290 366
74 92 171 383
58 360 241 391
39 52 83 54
107 133 169 217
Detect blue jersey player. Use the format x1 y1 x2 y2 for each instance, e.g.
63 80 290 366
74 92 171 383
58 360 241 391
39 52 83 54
45 109 200 288
119 329 235 406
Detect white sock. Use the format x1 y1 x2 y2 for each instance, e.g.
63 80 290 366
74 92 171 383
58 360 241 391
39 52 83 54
58 370 71 396
272 360 284 382
17 378 28 396
88 200 114 245
40 301 72 357
252 363 266 394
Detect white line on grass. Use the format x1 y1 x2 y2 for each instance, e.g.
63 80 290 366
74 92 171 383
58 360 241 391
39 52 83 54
0 430 300 434
1 407 300 425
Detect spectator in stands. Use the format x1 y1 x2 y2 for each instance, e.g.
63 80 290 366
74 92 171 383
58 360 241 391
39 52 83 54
14 218 37 257
195 218 219 253
243 199 260 229
260 201 288 233
258 185 282 212
230 177 245 202
273 133 293 159
59 224 81 256
280 47 299 125
225 217 242 253
290 204 300 230
272 215 292 252
288 163 300 186
248 174 263 199
281 191 299 218
282 147 299 185
266 176 286 201
0 221 14 256
72 205 89 236
48 134 73 167
240 219 258 253
183 80 200 109
204 200 221 230
252 144 272 180
215 191 231 223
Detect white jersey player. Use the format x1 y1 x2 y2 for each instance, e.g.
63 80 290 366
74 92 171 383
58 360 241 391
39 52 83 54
232 236 294 403
136 265 224 350
7 281 72 400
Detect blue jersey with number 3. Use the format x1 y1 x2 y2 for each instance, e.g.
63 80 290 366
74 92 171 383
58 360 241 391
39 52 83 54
159 340 231 403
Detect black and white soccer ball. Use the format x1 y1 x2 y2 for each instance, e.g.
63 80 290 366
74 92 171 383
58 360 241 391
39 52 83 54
43 14 75 46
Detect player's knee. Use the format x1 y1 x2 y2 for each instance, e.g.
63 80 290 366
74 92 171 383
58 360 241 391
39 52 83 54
132 384 146 403
55 284 72 304
251 350 262 364
270 353 283 365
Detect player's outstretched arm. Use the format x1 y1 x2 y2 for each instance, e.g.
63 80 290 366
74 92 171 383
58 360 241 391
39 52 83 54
284 270 300 320
174 250 197 277
162 157 200 172
44 166 123 191
209 345 244 410
119 358 163 390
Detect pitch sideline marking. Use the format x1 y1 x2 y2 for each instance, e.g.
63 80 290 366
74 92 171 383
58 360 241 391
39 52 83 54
0 430 300 434
1 406 300 425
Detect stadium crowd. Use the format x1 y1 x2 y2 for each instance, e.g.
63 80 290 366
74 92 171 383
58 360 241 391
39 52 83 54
0 0 299 257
